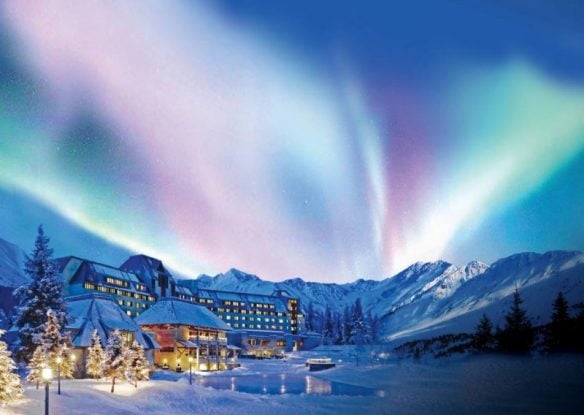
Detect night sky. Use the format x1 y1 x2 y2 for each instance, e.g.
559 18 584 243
0 1 583 282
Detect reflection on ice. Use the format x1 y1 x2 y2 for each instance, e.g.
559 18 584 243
195 373 381 396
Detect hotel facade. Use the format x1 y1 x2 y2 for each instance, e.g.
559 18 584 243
55 254 312 356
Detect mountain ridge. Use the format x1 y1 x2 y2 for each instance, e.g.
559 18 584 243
0 236 582 341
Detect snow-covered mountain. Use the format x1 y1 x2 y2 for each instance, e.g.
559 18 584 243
195 251 584 342
0 238 27 288
0 233 582 341
0 238 29 328
384 251 584 342
196 259 492 323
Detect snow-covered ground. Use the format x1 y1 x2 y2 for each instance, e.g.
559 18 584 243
3 348 583 415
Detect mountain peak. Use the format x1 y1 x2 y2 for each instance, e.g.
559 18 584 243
464 260 489 277
223 268 260 282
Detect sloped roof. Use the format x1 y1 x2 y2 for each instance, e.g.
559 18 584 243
135 298 232 331
55 256 145 289
66 294 157 349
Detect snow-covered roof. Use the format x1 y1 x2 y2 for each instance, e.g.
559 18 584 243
66 294 157 349
135 298 232 331
55 256 146 291
120 254 174 290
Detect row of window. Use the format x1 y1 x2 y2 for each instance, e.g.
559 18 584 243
229 322 287 330
117 299 149 309
105 276 129 288
83 282 155 302
214 307 281 316
223 300 276 310
220 315 287 324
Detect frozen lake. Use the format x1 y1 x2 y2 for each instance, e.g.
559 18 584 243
194 373 383 396
6 351 584 414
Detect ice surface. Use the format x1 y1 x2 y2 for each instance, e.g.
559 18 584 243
4 348 583 415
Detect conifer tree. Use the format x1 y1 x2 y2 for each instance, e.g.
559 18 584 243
334 313 343 345
0 329 23 405
368 311 379 344
573 302 584 352
86 330 106 379
104 330 128 393
545 292 572 352
126 341 150 387
26 345 45 389
342 306 352 344
350 298 370 344
305 302 315 332
497 289 534 354
36 310 73 379
14 226 68 361
323 307 334 345
473 314 495 352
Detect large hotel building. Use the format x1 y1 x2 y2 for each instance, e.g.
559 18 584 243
55 254 312 356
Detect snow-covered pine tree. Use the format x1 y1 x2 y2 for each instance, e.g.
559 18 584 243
86 330 106 379
342 306 352 344
14 226 68 362
26 345 45 389
334 312 343 345
323 307 334 345
126 341 150 387
305 302 315 332
36 309 73 380
349 298 371 344
104 330 128 393
0 329 23 405
367 311 379 344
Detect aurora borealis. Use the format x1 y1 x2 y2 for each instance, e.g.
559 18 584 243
0 1 583 282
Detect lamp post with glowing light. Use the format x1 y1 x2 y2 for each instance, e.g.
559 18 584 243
42 367 53 415
56 356 62 395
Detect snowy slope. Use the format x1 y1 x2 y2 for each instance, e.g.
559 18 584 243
0 232 582 342
195 260 490 323
0 237 28 288
0 238 28 328
383 251 584 341
196 251 584 342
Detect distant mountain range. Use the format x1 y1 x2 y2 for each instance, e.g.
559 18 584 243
195 252 584 342
0 238 29 327
1 237 583 342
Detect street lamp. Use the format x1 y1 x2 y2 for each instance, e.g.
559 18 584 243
56 356 63 395
188 356 193 385
42 367 53 415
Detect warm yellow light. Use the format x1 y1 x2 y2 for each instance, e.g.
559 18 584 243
42 367 53 381
188 357 193 363
70 354 76 361
163 358 168 364
56 357 63 364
